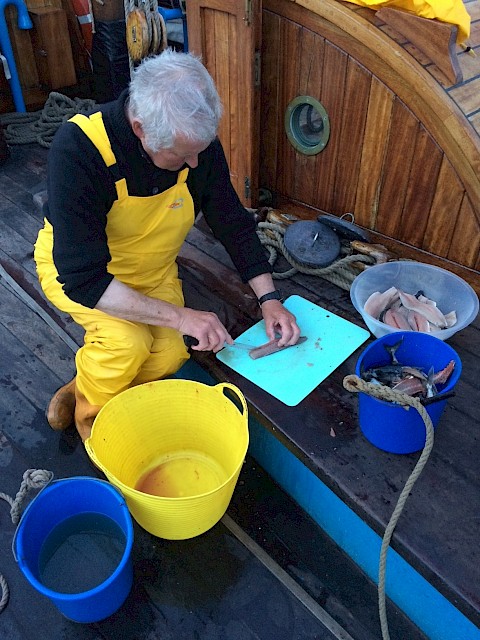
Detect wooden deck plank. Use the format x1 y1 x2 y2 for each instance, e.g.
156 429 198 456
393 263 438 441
448 76 480 115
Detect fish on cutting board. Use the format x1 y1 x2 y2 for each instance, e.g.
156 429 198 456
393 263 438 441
248 336 308 360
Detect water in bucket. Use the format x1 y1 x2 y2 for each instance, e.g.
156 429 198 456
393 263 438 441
39 512 126 594
14 477 134 623
135 449 228 498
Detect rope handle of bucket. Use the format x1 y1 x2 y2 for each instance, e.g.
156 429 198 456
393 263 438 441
0 469 54 614
343 375 434 640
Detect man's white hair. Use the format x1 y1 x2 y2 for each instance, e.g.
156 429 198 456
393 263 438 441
128 49 223 152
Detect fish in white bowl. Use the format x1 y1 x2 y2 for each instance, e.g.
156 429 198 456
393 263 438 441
363 287 457 332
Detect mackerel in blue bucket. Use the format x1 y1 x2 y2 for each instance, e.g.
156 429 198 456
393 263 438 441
355 331 462 454
13 477 134 623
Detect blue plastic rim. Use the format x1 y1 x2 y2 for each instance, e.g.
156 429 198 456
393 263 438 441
13 477 134 623
355 331 462 454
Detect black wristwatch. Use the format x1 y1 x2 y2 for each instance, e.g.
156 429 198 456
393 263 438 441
257 290 283 306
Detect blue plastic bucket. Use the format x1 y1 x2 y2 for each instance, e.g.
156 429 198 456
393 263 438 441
355 332 462 454
13 477 134 623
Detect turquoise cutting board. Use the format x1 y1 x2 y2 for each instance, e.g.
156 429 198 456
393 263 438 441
216 295 369 406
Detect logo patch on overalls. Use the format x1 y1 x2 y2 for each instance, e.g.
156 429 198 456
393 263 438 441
169 198 184 209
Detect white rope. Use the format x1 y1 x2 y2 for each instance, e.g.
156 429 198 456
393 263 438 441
343 376 435 640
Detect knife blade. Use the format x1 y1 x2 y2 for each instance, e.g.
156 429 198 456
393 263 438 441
226 341 256 351
185 335 254 351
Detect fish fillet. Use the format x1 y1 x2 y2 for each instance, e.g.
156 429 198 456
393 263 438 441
398 291 448 328
364 287 399 318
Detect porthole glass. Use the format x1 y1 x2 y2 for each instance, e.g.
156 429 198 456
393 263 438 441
285 96 330 155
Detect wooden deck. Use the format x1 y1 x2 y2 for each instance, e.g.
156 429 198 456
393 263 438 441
0 139 478 639
0 144 436 640
349 0 480 132
1 3 479 638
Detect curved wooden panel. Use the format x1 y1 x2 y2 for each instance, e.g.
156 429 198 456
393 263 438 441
260 0 480 287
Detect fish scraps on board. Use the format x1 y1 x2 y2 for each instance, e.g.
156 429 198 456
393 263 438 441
361 338 455 400
364 287 457 332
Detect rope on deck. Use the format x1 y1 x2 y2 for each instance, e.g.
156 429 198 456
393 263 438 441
0 469 54 614
0 93 96 148
256 221 375 290
343 375 435 640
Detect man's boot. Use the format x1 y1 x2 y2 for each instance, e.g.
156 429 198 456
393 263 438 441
46 378 76 430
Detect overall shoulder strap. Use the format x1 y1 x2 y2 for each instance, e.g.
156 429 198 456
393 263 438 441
69 113 128 199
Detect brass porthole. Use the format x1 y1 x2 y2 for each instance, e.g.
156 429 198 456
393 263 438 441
284 96 330 155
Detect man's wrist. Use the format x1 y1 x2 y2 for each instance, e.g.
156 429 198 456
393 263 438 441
257 290 283 306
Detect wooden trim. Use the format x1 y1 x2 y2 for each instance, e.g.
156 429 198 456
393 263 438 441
376 8 462 86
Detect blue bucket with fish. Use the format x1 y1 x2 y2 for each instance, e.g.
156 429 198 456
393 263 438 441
13 477 134 623
355 332 462 454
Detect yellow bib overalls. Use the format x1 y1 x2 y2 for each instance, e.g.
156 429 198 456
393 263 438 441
34 112 192 425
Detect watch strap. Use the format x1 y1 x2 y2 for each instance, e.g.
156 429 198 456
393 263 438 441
258 290 282 305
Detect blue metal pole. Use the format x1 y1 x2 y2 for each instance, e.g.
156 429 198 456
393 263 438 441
157 6 188 52
0 0 32 112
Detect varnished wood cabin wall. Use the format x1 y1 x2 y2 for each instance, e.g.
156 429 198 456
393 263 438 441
187 0 262 208
260 0 480 284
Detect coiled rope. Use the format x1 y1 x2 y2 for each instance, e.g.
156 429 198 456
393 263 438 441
343 375 434 640
0 469 54 614
0 92 96 148
256 221 375 290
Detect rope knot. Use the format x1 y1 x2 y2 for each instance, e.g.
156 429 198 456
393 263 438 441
11 469 54 524
21 468 54 490
342 374 363 393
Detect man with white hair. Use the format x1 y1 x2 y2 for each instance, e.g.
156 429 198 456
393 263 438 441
34 49 300 441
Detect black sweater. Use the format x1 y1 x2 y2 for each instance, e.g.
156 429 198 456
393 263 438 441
45 90 271 308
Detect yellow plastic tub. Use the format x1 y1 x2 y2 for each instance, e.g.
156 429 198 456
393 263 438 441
85 380 248 539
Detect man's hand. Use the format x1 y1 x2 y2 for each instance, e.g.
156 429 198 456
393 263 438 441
260 300 301 347
247 273 301 347
177 307 233 353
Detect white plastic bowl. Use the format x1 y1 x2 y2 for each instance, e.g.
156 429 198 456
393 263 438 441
350 261 479 340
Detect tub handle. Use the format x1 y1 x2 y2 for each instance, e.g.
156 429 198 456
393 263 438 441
84 440 110 476
215 382 248 416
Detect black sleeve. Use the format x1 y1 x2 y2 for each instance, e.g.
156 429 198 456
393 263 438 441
200 140 272 283
45 122 117 308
